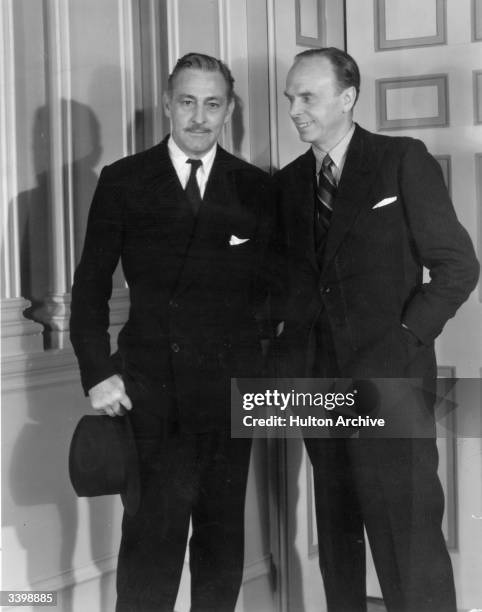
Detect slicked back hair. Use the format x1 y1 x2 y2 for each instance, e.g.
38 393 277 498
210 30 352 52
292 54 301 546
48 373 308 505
294 47 360 104
167 52 235 102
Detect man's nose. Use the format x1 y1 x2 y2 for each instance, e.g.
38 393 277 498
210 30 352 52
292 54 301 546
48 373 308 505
289 100 300 119
192 104 206 125
289 98 302 118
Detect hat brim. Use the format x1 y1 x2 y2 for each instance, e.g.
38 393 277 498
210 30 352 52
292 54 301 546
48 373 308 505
69 413 141 516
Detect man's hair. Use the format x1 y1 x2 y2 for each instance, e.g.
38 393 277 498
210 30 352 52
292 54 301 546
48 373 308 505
294 47 360 103
167 52 235 101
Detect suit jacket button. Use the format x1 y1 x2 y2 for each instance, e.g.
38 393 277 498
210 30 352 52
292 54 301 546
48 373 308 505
324 287 331 294
171 342 180 353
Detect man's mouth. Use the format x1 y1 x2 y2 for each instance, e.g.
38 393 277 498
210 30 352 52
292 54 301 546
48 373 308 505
186 129 211 134
295 120 314 129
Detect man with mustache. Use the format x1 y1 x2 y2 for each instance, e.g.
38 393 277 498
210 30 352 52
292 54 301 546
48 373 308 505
70 53 274 612
273 47 479 611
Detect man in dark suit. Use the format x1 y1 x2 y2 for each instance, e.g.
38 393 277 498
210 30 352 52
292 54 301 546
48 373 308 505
274 47 479 612
70 53 274 612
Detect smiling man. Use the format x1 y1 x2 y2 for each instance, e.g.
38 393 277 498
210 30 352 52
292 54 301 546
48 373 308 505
70 53 274 612
273 48 479 612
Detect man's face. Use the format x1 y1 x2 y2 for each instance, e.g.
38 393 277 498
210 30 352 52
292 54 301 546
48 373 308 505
284 57 355 150
164 68 234 158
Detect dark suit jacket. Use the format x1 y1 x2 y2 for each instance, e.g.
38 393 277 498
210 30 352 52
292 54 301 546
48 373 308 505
273 124 479 379
70 138 275 432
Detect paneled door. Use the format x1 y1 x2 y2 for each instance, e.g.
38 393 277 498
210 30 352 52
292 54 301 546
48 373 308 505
268 0 482 610
346 1 482 608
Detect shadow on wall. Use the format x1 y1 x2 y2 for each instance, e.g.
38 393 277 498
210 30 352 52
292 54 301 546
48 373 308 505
6 98 119 611
17 99 102 341
6 392 119 611
231 93 245 160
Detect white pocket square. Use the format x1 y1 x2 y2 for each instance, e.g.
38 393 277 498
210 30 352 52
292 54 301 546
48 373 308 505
229 235 250 246
372 196 397 209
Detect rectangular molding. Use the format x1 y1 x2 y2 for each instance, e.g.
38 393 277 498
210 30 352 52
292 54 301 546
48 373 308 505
474 70 482 125
434 155 452 196
436 366 458 551
295 0 345 48
376 74 449 130
473 0 482 41
295 0 326 47
375 0 446 51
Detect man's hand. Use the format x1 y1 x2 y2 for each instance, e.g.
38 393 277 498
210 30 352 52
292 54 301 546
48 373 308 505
88 374 132 417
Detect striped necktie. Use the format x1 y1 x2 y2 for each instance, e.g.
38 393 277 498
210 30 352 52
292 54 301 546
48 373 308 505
185 158 203 214
317 153 337 226
314 153 337 253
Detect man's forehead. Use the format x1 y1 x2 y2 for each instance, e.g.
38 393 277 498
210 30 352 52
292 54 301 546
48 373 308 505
171 68 228 95
287 57 335 88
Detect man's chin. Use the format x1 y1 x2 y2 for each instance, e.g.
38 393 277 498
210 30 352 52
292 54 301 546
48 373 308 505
298 132 315 144
188 135 214 147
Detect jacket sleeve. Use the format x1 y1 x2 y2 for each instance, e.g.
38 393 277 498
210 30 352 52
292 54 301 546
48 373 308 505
400 139 479 344
252 174 287 340
70 166 124 393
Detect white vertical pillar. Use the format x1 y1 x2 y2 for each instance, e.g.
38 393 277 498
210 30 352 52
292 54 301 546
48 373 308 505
0 0 44 356
119 0 137 157
147 0 165 145
33 0 74 349
1 0 21 300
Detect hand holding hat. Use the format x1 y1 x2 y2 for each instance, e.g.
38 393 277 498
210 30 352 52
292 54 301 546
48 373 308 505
69 375 140 516
89 374 132 418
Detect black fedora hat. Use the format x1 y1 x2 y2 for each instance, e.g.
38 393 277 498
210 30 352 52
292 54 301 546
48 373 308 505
69 414 140 516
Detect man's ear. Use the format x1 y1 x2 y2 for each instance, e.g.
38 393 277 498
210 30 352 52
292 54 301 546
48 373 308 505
342 86 357 113
163 92 171 119
224 98 235 124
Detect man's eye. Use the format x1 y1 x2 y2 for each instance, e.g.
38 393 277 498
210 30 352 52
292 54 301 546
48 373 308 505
302 95 311 103
208 102 220 109
181 100 193 106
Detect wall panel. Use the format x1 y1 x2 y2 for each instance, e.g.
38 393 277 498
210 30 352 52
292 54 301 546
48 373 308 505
347 0 482 607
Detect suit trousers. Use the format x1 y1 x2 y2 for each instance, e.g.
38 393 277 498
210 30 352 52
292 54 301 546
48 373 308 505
115 389 252 612
305 315 456 612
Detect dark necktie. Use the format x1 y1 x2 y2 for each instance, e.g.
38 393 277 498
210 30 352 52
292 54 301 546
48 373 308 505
314 154 337 253
185 158 203 215
317 153 337 225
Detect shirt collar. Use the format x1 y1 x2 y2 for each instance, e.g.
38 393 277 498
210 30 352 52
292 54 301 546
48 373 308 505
312 123 355 172
167 135 217 175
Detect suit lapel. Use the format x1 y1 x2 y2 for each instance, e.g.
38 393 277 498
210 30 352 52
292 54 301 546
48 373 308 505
172 146 238 298
147 139 192 212
289 150 319 274
321 125 381 277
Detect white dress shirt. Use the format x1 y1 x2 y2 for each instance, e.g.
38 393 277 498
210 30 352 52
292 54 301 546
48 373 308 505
167 136 217 198
312 123 355 185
